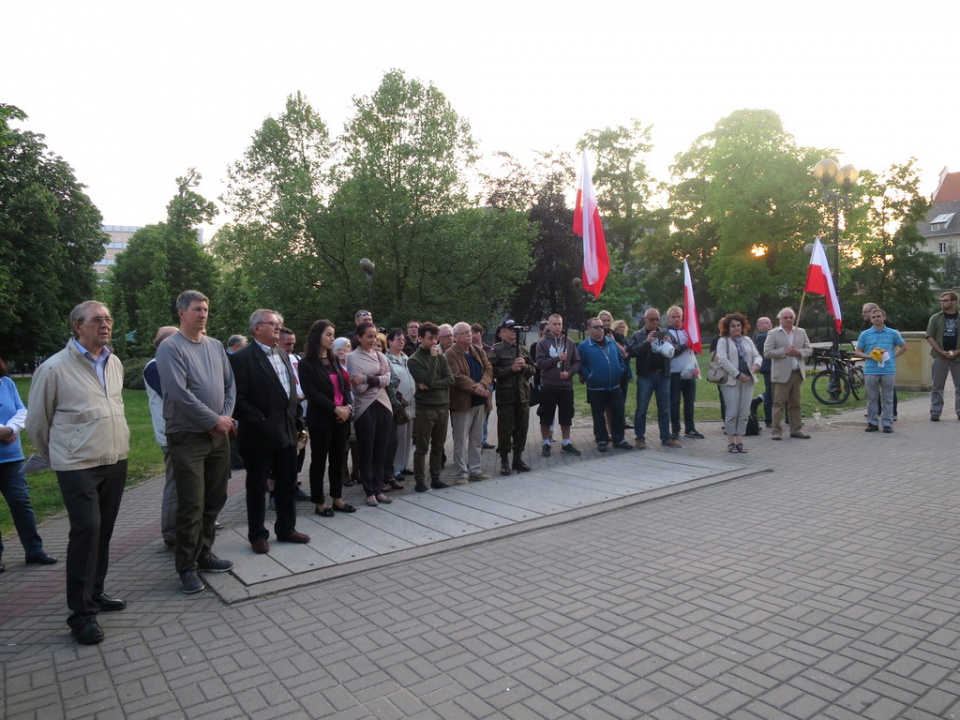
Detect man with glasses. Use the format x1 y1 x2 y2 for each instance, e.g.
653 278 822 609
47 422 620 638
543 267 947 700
27 301 130 644
157 290 237 594
763 307 813 440
445 322 492 483
925 291 960 421
404 320 421 356
437 324 455 353
628 309 679 450
579 318 631 452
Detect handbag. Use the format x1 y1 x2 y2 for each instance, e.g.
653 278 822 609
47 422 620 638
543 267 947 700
392 390 411 425
706 353 727 384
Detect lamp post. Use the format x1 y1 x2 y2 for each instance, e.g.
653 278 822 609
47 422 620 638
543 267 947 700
813 158 858 349
359 257 375 313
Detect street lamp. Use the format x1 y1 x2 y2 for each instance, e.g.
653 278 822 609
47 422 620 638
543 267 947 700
359 257 375 313
813 158 858 349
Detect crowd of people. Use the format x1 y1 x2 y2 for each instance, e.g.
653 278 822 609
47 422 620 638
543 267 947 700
3 290 959 645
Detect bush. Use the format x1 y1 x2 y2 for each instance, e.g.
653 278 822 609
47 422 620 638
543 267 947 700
122 356 152 390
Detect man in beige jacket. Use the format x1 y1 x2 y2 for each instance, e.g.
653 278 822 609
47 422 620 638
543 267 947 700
762 307 813 440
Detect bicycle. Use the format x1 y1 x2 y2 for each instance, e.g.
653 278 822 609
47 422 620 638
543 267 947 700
810 347 865 405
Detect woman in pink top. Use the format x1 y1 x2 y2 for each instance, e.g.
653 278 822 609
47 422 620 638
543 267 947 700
345 322 394 506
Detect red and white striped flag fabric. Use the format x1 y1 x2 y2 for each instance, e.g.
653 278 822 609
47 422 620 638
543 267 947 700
573 151 610 299
682 259 702 353
804 237 843 334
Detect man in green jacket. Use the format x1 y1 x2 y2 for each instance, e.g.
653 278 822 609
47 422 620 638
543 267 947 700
488 320 536 476
408 323 455 492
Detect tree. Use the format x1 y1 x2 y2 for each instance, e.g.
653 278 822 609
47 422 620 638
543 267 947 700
0 104 107 363
662 109 828 320
104 172 219 351
840 159 939 330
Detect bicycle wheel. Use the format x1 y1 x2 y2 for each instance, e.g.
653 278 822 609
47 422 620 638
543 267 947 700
848 366 865 400
812 369 851 405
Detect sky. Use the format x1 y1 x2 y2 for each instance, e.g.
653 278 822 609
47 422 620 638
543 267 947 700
5 0 959 240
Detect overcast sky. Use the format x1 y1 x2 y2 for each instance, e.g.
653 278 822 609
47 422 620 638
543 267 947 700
6 0 958 239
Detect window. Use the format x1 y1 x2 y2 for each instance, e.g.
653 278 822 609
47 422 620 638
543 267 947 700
939 243 948 254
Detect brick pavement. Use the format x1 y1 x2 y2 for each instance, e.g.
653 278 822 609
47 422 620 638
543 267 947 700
2 395 960 718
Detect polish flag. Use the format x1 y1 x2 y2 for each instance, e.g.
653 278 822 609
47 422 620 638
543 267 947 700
574 152 610 299
682 259 702 353
805 237 843 334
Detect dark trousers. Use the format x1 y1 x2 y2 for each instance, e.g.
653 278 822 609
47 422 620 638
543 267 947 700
167 432 230 573
761 371 773 425
56 460 127 626
354 402 392 497
0 460 44 558
384 418 400 480
243 443 298 543
587 388 625 445
414 406 448 482
669 373 697 435
308 423 348 504
497 402 530 454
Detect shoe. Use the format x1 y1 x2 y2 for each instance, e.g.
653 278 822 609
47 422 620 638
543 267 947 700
72 617 104 645
366 496 379 507
623 423 633 430
431 479 450 489
728 443 738 453
163 537 176 548
481 442 495 450
251 539 270 554
771 434 782 441
613 440 633 450
93 594 127 611
180 570 205 594
469 473 491 481
561 443 581 457
671 432 680 440
315 506 335 517
542 443 551 457
25 552 58 565
332 503 356 513
865 424 879 432
455 476 469 485
197 553 233 573
500 457 512 475
214 520 223 530
415 482 429 493
295 489 311 501
375 494 393 504
400 468 414 476
278 531 311 543
883 426 893 433
685 430 705 439
790 432 811 439
765 422 773 429
663 439 681 448
634 438 646 450
736 443 747 454
386 476 405 490
931 415 940 422
597 442 609 453
512 458 531 472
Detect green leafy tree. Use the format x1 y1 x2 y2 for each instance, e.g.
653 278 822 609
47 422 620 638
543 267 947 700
840 159 939 330
0 104 107 362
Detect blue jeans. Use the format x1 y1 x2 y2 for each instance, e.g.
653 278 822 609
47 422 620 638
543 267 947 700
635 372 671 443
0 460 44 559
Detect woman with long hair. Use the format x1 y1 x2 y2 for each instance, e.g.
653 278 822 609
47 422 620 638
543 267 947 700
0 357 57 571
298 321 356 516
715 313 761 453
345 322 394 506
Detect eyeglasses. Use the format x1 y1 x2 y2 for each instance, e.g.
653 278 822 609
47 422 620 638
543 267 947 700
87 316 114 325
590 325 604 330
257 320 281 327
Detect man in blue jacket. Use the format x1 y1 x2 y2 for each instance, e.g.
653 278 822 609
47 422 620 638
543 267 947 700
578 319 632 452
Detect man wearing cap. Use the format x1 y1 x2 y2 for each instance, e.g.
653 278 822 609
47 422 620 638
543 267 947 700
445 322 493 483
488 320 536 475
347 310 372 349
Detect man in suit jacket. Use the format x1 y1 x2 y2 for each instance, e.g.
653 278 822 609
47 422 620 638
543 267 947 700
762 307 813 440
231 309 310 554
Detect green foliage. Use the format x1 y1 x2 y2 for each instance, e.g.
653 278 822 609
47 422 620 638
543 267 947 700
0 104 107 362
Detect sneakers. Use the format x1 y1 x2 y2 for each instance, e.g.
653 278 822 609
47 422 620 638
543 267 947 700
597 442 609 452
180 570 205 594
197 552 233 573
789 432 811 439
469 473 491 481
865 424 879 432
684 430 705 439
634 438 646 450
663 439 682 448
415 481 428 493
931 414 940 422
455 476 469 485
542 443 551 457
883 426 893 433
613 440 633 450
560 443 581 456
431 479 450 489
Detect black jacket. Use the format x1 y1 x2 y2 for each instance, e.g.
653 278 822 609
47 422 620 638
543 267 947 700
299 355 351 430
230 343 299 452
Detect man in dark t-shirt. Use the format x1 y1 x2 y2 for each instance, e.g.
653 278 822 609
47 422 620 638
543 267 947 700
925 292 960 421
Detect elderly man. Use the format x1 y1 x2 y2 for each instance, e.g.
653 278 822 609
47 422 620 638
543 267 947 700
925 291 960 421
536 313 581 457
489 320 536 475
157 290 237 595
628 308 679 449
143 325 180 547
231 309 311 555
754 317 774 428
226 335 247 354
408 323 455 492
578 318 631 452
26 301 130 644
279 326 308 482
437 323 455 353
445 322 493 483
763 306 813 440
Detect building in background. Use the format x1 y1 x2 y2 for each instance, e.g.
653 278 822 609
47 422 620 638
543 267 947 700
95 225 204 275
918 169 960 258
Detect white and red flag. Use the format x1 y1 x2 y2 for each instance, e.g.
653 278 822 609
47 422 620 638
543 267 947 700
574 151 610 299
682 259 702 353
804 237 843 334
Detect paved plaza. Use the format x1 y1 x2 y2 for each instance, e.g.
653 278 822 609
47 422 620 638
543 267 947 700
2 395 960 719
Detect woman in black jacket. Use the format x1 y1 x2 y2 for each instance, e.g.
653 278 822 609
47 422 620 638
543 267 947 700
299 320 356 515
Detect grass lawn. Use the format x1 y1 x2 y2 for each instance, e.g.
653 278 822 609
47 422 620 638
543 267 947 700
0 379 163 537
